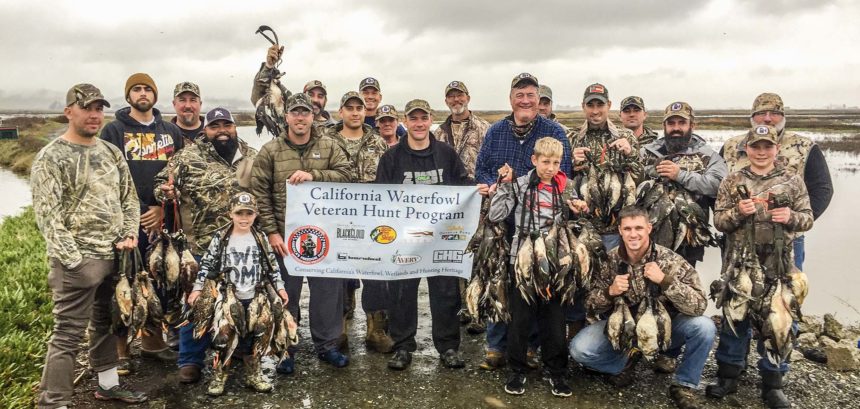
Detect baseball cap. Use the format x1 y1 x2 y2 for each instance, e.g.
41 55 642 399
376 104 398 120
445 81 469 96
173 82 200 98
404 99 432 115
339 91 365 108
510 73 539 89
303 80 327 94
65 83 110 108
620 96 644 110
359 77 380 91
663 101 694 122
583 83 609 104
751 93 784 116
230 192 257 213
286 93 314 111
539 85 554 101
203 107 235 127
746 125 778 145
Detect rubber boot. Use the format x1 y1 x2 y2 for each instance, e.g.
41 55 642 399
760 370 791 408
207 367 228 396
705 361 743 399
365 311 394 353
244 356 273 393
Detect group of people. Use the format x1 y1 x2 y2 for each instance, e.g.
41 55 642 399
31 43 833 409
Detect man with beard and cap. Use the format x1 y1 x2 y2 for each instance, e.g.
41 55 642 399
303 80 337 131
152 107 258 384
324 91 393 353
376 99 472 371
720 93 832 271
620 96 659 146
359 77 407 138
171 82 204 145
474 73 572 371
32 84 147 408
537 84 570 134
376 104 401 146
640 102 727 267
101 72 184 371
250 93 352 373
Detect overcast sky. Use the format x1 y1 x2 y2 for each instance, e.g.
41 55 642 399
1 0 858 112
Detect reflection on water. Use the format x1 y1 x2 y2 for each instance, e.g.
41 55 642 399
0 168 30 219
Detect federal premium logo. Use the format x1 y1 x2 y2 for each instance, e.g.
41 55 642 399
336 223 366 241
433 250 464 263
288 225 330 265
391 250 421 265
370 225 397 244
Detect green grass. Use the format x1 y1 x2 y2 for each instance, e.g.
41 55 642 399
0 208 52 408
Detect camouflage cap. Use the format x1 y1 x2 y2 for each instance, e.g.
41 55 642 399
539 85 553 101
620 96 644 110
404 99 432 115
65 83 111 108
286 93 314 111
203 107 235 127
173 81 200 98
303 80 327 95
339 91 365 108
663 101 694 122
445 81 469 96
583 83 609 104
746 125 778 145
511 72 539 89
751 93 784 116
359 77 380 91
376 104 398 120
230 191 257 213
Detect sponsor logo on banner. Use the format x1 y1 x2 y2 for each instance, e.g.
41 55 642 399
336 223 366 241
288 225 330 265
337 252 382 262
440 224 470 241
370 225 397 244
433 250 464 263
404 227 434 243
391 251 421 265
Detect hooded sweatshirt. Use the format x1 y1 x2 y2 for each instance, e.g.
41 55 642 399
101 107 184 208
374 134 472 186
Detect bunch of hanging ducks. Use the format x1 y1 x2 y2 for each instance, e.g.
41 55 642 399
465 198 512 323
575 147 642 228
112 248 164 344
604 260 672 360
253 25 290 138
146 230 199 326
636 178 718 251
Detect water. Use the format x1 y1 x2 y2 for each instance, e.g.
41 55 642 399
0 168 31 219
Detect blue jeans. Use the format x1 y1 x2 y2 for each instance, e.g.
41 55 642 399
570 315 716 388
714 316 797 373
601 233 621 251
178 255 209 368
486 321 540 353
793 235 805 270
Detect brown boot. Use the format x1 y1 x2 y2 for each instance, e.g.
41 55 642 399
178 365 201 384
365 311 395 353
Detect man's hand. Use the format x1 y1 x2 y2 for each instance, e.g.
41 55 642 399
655 160 681 181
278 289 289 305
497 163 513 183
769 207 792 224
644 262 665 285
269 233 288 257
609 138 632 155
738 198 756 216
159 172 176 200
187 290 201 306
568 199 589 215
288 170 313 185
573 147 591 164
609 274 630 296
115 237 138 251
140 206 164 234
265 44 284 68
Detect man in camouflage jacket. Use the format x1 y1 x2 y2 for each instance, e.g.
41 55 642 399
570 207 715 409
435 81 490 180
538 84 570 134
32 84 146 407
619 96 659 146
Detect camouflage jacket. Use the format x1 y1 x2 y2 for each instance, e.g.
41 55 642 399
435 112 491 179
313 112 337 135
31 138 140 268
637 125 659 146
586 243 708 321
153 138 257 255
713 165 813 273
548 113 571 134
250 128 352 236
640 134 727 199
325 123 388 183
722 130 813 176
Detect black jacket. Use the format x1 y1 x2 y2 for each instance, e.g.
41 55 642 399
101 107 184 207
375 134 472 186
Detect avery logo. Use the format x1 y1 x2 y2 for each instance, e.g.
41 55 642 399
391 251 421 265
433 250 463 263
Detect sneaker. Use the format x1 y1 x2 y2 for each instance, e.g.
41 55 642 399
206 371 228 396
276 355 295 375
479 351 506 370
548 376 573 398
504 372 527 395
607 350 641 388
669 384 703 409
440 349 465 368
245 373 273 393
654 354 677 374
94 385 148 403
388 349 412 370
318 349 349 368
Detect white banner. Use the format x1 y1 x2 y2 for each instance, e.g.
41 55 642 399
283 182 481 280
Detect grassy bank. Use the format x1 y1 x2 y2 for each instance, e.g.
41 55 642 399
0 117 65 176
0 208 51 408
